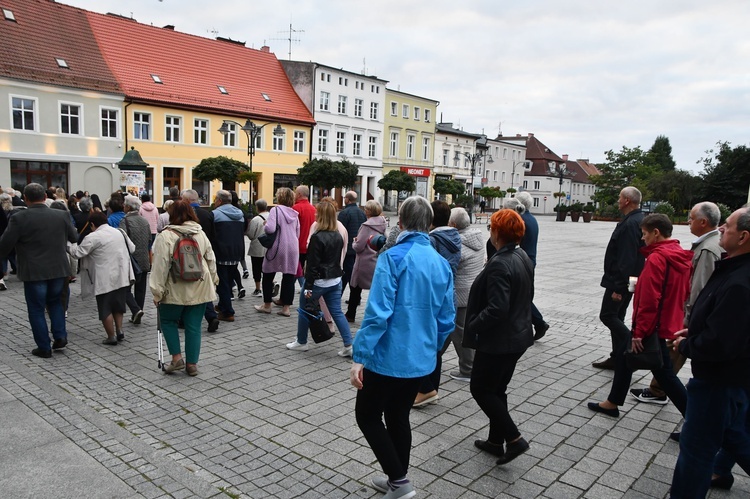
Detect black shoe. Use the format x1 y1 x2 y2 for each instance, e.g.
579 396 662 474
669 431 680 442
710 474 734 490
533 322 549 341
31 348 52 358
345 313 356 323
116 332 125 342
52 338 68 350
592 357 616 370
102 337 118 346
496 438 529 465
474 439 505 457
242 270 249 279
238 289 246 299
587 402 620 417
207 318 220 332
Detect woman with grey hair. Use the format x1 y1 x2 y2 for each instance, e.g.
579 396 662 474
346 200 386 322
157 200 174 233
74 197 94 242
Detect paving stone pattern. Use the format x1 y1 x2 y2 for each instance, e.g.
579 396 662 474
0 215 747 498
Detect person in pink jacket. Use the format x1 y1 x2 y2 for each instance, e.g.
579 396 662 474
346 200 386 322
139 193 159 250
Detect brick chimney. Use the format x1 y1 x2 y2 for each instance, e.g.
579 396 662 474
260 45 270 53
562 154 569 161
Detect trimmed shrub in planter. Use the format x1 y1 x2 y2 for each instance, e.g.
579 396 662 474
582 203 595 223
654 202 675 219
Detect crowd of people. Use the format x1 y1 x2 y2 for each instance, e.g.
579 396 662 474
0 181 748 498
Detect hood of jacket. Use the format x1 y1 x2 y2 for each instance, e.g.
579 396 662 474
140 201 157 212
430 226 461 254
213 203 245 223
362 215 387 234
458 226 484 252
164 220 203 236
640 239 692 272
276 205 299 223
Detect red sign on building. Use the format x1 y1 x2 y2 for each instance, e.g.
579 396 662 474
400 167 431 177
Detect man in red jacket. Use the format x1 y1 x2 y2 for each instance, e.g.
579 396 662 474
588 214 692 418
293 185 316 285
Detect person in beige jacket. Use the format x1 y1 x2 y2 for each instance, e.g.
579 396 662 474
150 200 218 376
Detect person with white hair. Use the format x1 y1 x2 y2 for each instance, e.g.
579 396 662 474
120 195 151 324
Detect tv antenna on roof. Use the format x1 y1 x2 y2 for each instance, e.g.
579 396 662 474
270 23 304 60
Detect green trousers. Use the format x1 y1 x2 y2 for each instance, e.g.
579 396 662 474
159 303 204 364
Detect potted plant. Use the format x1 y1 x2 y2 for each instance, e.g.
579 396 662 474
553 203 568 222
582 203 595 223
569 202 584 222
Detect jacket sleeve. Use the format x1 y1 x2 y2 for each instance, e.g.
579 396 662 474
67 234 97 259
436 272 456 347
149 232 172 302
468 260 512 334
352 254 398 366
245 216 264 240
265 208 277 234
201 232 219 287
632 255 666 339
304 233 322 289
65 214 78 243
614 222 643 292
352 225 369 254
685 249 719 324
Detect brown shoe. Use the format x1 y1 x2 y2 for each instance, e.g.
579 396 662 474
218 313 234 322
186 363 198 376
592 357 615 370
164 358 185 373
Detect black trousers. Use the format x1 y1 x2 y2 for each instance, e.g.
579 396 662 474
341 253 356 294
599 288 633 358
126 272 147 314
250 256 263 284
262 272 295 305
355 369 421 481
471 350 525 444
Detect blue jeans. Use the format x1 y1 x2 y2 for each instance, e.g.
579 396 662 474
24 277 67 351
671 380 750 498
296 282 352 346
216 264 235 316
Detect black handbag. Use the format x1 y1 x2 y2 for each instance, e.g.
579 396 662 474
298 298 334 344
258 208 280 249
625 265 669 371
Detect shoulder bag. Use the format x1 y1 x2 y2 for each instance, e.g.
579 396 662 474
625 264 669 371
119 227 142 276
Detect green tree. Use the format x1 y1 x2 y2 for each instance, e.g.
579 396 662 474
647 169 701 212
433 179 465 199
378 170 416 210
193 156 249 184
590 146 659 206
699 141 750 209
648 135 677 171
297 158 359 191
476 186 505 209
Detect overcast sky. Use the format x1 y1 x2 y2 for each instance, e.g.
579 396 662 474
63 0 750 173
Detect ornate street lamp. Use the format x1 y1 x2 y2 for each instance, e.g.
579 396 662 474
548 161 576 208
218 119 285 201
510 160 532 194
455 149 493 201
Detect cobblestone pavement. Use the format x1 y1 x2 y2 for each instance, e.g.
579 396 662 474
0 215 747 499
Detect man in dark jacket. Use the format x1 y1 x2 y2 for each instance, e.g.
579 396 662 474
592 186 645 369
182 189 219 332
212 190 246 322
0 183 78 358
120 195 151 325
338 191 366 294
671 206 750 497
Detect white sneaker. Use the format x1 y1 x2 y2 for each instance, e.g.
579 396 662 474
286 340 309 351
338 345 353 357
0 279 6 291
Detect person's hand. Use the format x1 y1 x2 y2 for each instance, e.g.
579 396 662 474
631 337 643 353
350 363 364 389
304 289 312 298
611 292 622 302
153 300 160 307
672 328 687 352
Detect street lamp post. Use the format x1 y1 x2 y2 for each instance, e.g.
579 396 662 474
548 161 575 209
509 160 531 194
218 119 285 203
455 150 492 203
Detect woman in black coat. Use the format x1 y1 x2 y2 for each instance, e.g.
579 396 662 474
464 208 534 465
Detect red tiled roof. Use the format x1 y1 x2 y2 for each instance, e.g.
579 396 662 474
498 134 595 184
0 0 121 94
84 11 315 126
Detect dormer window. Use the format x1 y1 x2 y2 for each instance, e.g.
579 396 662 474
55 58 69 69
261 93 271 102
3 8 16 22
151 74 163 84
218 85 228 94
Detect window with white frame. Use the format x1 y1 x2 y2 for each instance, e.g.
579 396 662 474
354 98 363 118
133 112 150 140
100 108 118 138
368 136 377 158
273 131 284 151
533 197 539 208
318 129 328 153
485 169 490 178
11 96 35 131
414 106 420 120
253 129 262 150
523 180 528 189
422 137 430 161
60 103 81 135
194 119 208 144
424 109 431 123
442 149 449 166
165 116 181 142
223 122 236 147
501 171 506 182
352 134 362 156
293 130 305 153
402 103 409 118
338 95 347 114
406 135 415 159
336 131 346 154
493 170 497 181
502 148 508 159
390 101 397 116
533 180 540 190
370 102 379 120
389 132 399 157
512 150 517 160
319 91 330 111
